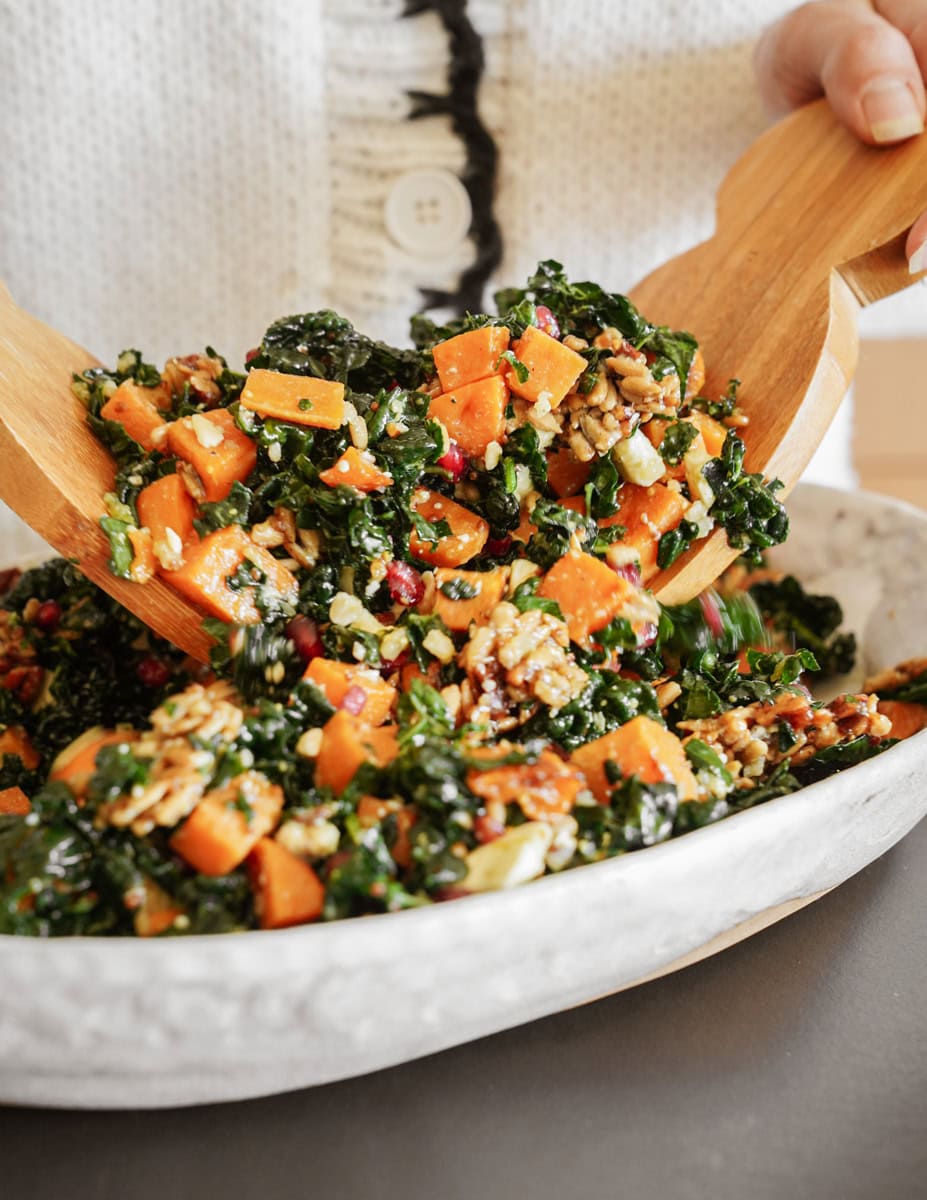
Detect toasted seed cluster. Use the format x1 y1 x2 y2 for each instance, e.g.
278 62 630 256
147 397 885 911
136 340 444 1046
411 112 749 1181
98 681 250 836
678 691 891 787
558 328 679 462
458 602 588 731
161 353 224 407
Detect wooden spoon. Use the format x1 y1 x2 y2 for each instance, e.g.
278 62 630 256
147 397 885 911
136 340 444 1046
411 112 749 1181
635 98 927 603
0 284 213 661
0 99 924 655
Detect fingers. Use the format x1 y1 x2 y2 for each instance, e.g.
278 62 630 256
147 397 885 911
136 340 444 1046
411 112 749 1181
906 209 927 273
755 1 926 143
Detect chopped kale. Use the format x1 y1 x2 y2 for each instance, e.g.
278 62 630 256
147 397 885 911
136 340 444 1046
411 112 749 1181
702 432 788 564
749 574 856 675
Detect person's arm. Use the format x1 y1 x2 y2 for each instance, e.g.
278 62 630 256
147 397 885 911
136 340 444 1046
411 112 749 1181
755 0 927 272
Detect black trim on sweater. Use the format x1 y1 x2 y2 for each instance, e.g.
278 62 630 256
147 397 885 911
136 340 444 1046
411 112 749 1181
403 0 503 316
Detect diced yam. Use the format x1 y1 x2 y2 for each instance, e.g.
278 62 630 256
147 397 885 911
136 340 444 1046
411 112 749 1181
547 446 592 498
136 474 197 567
163 525 298 624
303 658 397 725
506 324 586 408
170 771 284 876
100 381 167 451
240 369 345 429
537 550 636 645
318 446 393 492
314 710 399 794
247 837 325 929
570 716 698 803
409 490 489 568
431 326 511 391
166 408 257 503
433 567 509 631
428 376 508 459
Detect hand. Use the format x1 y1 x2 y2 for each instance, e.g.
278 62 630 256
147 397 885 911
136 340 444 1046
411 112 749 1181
755 1 927 273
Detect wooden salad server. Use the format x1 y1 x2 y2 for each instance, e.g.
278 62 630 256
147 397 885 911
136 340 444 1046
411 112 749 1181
637 96 927 604
0 283 214 661
0 98 924 658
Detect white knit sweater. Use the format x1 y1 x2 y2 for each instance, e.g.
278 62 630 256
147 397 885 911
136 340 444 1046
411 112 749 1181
1 0 923 555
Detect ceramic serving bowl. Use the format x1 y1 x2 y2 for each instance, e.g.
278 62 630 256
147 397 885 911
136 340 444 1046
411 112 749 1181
1 483 925 1110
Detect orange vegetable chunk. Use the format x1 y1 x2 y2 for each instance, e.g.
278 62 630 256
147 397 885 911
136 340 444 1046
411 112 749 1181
133 878 185 937
433 567 509 631
136 474 197 553
240 368 345 429
467 749 586 821
164 525 298 625
428 376 508 459
100 381 167 451
248 837 326 929
0 725 40 770
166 408 257 503
431 325 511 392
314 711 399 794
303 658 397 725
687 410 728 458
0 786 30 815
547 446 592 498
878 699 927 740
127 527 156 584
571 716 697 803
608 482 688 583
50 727 137 795
537 550 635 645
409 490 489 567
170 771 284 876
506 324 586 408
318 446 393 492
356 796 417 868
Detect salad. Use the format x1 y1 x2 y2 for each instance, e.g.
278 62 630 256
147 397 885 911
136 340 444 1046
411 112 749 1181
1 262 924 937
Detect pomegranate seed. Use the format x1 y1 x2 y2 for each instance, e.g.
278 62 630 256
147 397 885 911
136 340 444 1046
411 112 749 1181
485 535 513 558
376 610 397 626
636 621 658 650
340 684 368 716
380 647 411 673
433 886 471 903
437 440 468 482
474 814 506 844
612 562 642 588
137 656 172 688
34 600 62 632
285 616 324 664
386 561 425 607
534 305 561 340
698 592 725 639
245 346 260 364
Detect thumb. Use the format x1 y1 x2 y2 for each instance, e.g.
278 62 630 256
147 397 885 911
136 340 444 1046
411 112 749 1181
755 0 926 144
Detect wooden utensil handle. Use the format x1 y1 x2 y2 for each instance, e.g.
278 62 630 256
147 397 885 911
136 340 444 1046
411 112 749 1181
714 98 927 300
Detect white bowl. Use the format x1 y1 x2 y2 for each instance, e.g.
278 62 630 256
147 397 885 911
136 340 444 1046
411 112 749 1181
1 483 925 1109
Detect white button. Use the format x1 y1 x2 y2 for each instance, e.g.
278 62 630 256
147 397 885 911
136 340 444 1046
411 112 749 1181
384 168 473 258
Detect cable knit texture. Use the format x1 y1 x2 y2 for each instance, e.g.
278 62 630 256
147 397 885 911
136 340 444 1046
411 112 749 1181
2 0 923 552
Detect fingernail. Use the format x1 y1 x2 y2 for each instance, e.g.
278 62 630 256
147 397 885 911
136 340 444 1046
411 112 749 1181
910 241 927 275
861 78 925 143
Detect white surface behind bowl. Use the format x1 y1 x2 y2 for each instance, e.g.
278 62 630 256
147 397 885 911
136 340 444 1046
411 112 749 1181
0 484 925 1109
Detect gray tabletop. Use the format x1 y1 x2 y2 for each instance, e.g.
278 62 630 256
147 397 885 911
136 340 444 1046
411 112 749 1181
3 818 926 1200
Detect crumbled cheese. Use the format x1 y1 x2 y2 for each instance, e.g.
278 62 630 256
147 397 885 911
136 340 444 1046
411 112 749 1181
380 627 411 663
295 728 324 759
352 640 367 661
463 822 554 891
276 818 340 860
190 412 224 449
513 464 535 502
613 428 665 487
422 628 456 664
683 434 716 508
267 442 282 464
483 440 503 471
507 558 540 593
328 591 383 634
